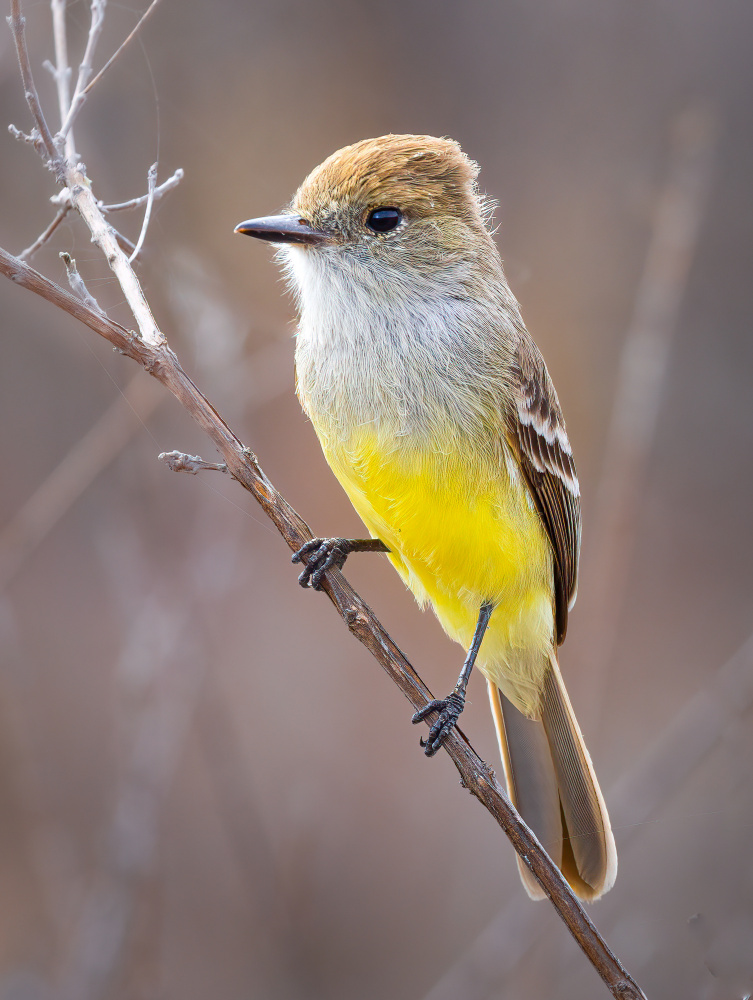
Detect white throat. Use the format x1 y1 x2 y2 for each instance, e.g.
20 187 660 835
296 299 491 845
281 244 518 447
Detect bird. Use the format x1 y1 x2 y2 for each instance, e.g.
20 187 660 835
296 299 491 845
235 134 617 901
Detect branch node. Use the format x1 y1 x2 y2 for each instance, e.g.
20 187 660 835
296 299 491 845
50 188 73 209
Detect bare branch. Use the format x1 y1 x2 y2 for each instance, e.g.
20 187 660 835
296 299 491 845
7 0 61 169
0 245 648 1000
159 451 229 475
73 0 107 95
59 0 162 139
18 205 70 260
128 162 157 263
103 167 184 212
59 251 104 314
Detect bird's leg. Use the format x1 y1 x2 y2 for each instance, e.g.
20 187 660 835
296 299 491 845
292 537 389 590
412 601 494 756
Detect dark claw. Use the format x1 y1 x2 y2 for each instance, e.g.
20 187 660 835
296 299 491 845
412 692 465 756
292 537 350 590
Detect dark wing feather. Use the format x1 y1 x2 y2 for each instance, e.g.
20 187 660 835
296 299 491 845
508 336 581 644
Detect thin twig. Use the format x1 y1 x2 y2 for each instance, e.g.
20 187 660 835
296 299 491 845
59 251 104 314
0 246 648 1000
74 0 107 94
57 0 107 141
113 228 136 254
7 0 62 170
18 205 70 260
102 167 184 213
159 451 229 475
128 162 157 262
58 0 162 139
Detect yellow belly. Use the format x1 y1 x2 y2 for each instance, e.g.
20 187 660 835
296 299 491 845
320 426 555 716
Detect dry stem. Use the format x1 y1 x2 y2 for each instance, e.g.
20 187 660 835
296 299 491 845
18 204 69 259
128 161 157 262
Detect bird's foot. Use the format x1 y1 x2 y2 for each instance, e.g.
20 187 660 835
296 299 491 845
292 537 354 590
412 691 465 756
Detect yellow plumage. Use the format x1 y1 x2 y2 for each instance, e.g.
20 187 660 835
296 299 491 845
317 422 554 717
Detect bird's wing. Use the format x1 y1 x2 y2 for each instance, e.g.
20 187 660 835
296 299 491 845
507 334 581 644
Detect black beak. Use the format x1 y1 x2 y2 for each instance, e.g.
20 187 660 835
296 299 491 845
234 214 329 245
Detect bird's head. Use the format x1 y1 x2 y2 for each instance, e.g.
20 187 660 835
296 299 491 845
235 134 498 284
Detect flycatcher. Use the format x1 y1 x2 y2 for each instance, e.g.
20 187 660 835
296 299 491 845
235 134 617 901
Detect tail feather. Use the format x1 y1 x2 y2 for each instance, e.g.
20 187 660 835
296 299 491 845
488 654 617 901
488 682 559 900
540 653 617 899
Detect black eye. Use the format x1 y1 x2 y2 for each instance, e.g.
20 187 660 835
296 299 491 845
366 207 403 233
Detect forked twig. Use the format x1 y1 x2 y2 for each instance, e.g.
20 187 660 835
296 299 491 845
59 0 162 139
103 167 184 212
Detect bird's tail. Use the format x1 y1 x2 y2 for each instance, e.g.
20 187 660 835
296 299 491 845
488 653 617 901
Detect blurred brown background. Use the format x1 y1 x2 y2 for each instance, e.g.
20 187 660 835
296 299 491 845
1 2 752 998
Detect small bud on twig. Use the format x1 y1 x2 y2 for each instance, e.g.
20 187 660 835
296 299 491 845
59 251 104 315
159 451 229 475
